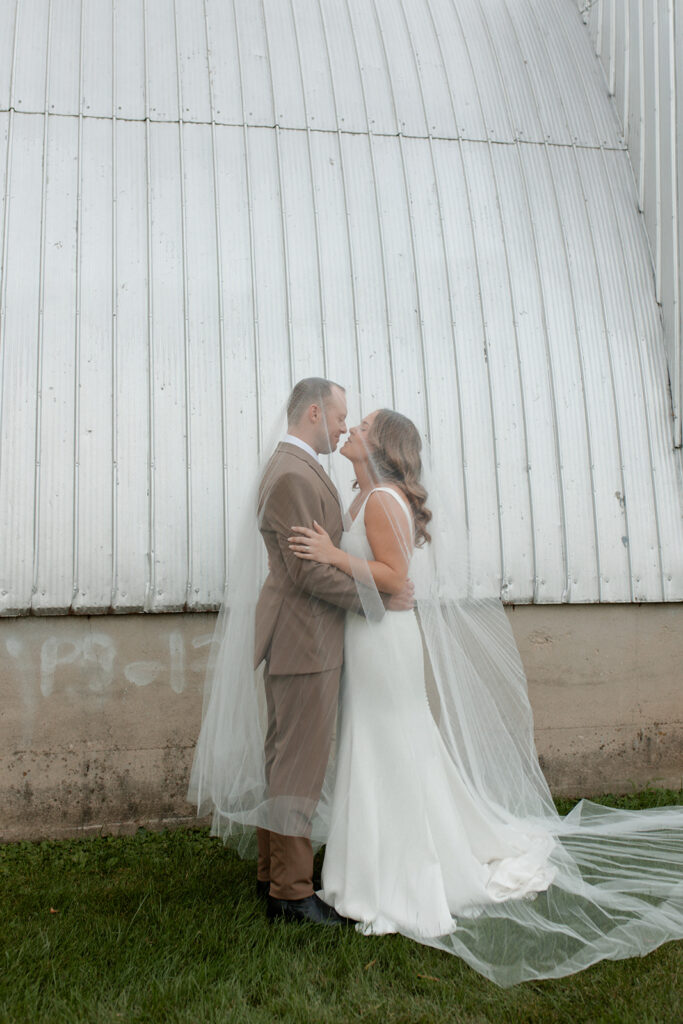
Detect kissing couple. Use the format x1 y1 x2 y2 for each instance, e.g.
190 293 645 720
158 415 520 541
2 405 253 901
189 377 683 986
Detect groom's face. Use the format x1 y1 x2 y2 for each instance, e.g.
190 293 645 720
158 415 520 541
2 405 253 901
317 386 348 454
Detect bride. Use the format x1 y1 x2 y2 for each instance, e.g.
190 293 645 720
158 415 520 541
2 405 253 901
189 388 683 986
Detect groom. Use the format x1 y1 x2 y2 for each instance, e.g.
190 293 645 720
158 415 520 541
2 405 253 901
254 377 413 925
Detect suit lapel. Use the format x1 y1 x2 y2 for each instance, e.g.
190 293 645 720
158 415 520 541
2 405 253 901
277 442 340 504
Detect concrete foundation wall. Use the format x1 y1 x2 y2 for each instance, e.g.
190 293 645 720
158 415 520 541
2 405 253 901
1 605 681 842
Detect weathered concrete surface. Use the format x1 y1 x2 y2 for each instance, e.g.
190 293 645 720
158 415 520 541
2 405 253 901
1 606 681 842
510 604 683 796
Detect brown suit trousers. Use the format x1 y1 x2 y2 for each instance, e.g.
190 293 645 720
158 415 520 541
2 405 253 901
256 663 341 899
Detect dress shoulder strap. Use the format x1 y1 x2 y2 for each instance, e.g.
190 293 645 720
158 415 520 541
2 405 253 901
368 486 414 531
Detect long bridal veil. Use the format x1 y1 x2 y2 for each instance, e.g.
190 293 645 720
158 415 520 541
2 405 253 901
188 390 683 987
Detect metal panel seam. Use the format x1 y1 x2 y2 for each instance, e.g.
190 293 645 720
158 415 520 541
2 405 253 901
31 0 54 611
172 0 193 610
0 1 21 552
110 0 119 609
142 0 155 611
71 0 85 609
668 0 681 447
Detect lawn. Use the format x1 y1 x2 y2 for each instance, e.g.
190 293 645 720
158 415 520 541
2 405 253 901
1 789 681 1024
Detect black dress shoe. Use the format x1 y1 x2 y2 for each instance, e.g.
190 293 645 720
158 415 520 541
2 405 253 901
266 892 347 926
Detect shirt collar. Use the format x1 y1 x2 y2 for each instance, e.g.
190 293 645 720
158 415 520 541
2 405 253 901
283 434 321 463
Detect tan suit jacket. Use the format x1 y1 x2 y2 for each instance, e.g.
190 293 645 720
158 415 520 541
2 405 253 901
254 442 368 675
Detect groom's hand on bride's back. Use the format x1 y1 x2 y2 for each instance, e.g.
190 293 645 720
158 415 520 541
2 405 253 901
385 578 415 612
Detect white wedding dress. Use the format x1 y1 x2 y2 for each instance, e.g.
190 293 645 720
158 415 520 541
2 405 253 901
319 487 556 937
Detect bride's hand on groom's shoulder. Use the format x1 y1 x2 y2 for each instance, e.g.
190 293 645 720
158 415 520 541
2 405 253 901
288 522 337 566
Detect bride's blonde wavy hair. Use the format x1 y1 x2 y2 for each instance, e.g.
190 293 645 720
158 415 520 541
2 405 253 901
365 409 432 547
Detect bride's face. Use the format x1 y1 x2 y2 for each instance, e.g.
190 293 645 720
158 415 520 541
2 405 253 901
340 410 378 463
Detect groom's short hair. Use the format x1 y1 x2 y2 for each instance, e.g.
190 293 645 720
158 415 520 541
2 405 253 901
287 377 344 426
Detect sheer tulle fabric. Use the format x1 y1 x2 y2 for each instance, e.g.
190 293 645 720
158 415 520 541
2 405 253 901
188 405 683 987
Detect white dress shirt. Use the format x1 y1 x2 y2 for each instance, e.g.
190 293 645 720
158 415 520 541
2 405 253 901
283 433 320 463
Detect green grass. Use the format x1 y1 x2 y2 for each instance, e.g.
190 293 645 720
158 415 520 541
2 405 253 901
1 789 682 1024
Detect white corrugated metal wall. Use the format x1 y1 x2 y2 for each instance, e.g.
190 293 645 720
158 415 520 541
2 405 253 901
0 0 682 615
579 0 683 447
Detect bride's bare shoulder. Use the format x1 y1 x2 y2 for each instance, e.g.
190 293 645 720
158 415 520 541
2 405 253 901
364 487 413 540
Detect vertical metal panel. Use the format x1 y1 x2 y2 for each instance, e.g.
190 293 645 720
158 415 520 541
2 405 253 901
384 0 455 140
582 147 663 601
248 127 293 426
174 0 211 124
315 0 369 135
430 137 502 597
199 0 229 593
32 114 78 613
502 0 570 146
11 0 50 115
338 133 394 408
400 1 472 572
145 0 179 122
0 109 45 614
288 0 338 132
202 0 245 128
81 0 114 119
438 3 506 595
446 0 513 144
371 136 427 428
548 144 631 603
213 124 258 568
425 0 487 142
147 121 188 610
260 0 306 129
114 0 146 120
607 148 682 601
232 0 275 129
551 0 622 147
475 0 543 145
177 124 224 609
676 1 683 447
272 133 323 383
461 141 536 601
306 134 352 359
401 136 469 559
344 0 399 135
518 143 603 603
368 0 428 138
657 0 676 308
46 0 82 117
492 145 569 603
112 119 150 612
72 116 114 613
335 3 396 410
